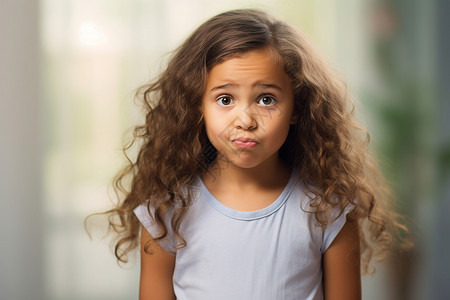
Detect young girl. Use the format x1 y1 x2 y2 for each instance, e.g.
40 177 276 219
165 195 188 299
106 8 408 300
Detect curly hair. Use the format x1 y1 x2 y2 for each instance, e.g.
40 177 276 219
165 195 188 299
102 8 409 274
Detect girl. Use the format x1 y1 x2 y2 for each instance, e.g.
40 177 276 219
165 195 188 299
106 8 408 300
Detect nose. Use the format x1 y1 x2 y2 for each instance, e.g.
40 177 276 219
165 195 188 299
234 106 257 130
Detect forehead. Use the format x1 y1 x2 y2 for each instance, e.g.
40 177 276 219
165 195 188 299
204 46 291 91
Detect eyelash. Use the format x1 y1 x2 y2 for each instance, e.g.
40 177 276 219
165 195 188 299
216 95 277 107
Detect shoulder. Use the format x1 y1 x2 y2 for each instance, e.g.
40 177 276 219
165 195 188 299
134 178 203 250
289 175 356 253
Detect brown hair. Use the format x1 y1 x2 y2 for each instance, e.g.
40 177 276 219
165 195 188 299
103 9 409 273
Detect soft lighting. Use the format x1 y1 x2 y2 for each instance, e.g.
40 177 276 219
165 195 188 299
78 22 107 46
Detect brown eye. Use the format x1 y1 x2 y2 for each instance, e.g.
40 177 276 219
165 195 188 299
258 96 276 106
217 96 234 106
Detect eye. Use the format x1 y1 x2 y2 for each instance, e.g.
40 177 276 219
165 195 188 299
258 95 276 106
216 96 234 106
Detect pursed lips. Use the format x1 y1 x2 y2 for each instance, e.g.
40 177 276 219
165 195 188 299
231 137 259 148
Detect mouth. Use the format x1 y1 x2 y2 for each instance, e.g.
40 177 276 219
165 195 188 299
231 138 259 149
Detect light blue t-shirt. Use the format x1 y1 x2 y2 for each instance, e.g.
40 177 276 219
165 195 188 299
134 172 351 300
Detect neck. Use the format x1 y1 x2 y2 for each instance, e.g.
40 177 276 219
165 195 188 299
205 154 291 189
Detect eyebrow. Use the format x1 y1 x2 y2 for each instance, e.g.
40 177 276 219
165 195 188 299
256 83 283 91
209 83 237 92
209 83 283 92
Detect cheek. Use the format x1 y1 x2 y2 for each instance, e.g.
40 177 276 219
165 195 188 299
267 115 293 142
273 122 291 142
203 115 223 142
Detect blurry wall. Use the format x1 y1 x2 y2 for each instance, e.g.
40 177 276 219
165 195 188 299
0 0 44 299
430 0 450 298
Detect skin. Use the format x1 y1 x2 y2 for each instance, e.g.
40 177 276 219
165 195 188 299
323 214 362 300
139 227 176 300
138 46 361 299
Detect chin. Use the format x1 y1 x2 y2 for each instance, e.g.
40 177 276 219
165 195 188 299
226 156 268 170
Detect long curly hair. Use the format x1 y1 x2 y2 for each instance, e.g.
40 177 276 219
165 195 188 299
103 8 409 274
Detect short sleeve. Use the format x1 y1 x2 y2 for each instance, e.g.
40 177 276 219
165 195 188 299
133 203 176 251
320 205 354 253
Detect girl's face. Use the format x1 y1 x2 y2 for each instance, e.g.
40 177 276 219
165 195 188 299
201 46 295 170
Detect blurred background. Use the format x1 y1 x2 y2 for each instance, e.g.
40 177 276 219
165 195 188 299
1 0 448 299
